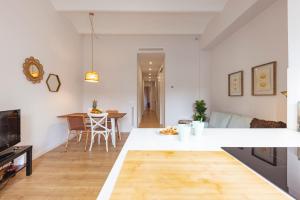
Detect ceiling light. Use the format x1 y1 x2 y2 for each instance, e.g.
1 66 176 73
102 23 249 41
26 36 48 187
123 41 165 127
85 13 99 83
85 72 99 83
149 61 153 65
149 73 152 76
149 68 152 71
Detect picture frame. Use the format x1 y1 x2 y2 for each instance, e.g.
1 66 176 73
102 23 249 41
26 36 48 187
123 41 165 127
252 62 277 96
252 147 277 166
228 71 243 96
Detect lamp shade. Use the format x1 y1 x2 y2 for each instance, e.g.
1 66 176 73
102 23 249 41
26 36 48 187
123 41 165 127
85 71 99 83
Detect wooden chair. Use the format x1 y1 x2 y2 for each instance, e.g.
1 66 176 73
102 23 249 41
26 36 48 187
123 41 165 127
88 113 111 152
106 110 121 140
65 115 90 151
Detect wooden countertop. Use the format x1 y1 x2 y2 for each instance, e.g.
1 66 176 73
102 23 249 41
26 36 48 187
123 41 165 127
110 151 290 200
98 128 300 200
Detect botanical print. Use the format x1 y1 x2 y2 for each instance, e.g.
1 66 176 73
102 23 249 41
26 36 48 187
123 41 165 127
228 71 243 96
252 62 276 96
254 67 271 91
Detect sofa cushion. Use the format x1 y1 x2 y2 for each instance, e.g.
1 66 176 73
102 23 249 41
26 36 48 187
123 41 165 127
227 114 252 128
250 118 287 128
208 112 232 128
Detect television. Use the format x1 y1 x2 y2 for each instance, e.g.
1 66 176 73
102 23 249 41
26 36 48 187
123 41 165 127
0 110 21 154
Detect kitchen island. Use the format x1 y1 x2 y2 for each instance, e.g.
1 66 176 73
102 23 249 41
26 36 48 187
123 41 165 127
98 128 300 200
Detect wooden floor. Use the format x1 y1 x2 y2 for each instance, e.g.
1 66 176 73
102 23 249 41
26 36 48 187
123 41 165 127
0 133 129 200
139 109 161 128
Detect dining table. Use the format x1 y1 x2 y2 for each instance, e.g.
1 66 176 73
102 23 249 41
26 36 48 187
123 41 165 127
57 112 126 148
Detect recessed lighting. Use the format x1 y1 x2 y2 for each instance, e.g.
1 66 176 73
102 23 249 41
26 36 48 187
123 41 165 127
149 68 152 71
149 61 153 65
149 73 152 76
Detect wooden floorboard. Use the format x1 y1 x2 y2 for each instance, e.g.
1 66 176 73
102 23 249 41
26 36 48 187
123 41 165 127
0 133 129 200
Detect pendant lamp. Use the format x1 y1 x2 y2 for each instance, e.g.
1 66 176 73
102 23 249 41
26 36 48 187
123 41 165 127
85 13 99 83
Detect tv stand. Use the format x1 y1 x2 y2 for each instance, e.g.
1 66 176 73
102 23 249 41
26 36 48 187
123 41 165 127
0 146 32 182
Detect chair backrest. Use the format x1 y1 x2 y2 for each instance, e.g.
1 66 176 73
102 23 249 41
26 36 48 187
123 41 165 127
88 113 109 132
67 115 87 131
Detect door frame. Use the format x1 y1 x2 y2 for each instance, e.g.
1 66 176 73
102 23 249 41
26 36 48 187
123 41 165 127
137 51 165 127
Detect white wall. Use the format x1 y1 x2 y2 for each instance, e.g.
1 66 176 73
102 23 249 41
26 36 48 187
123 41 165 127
0 0 83 158
287 0 300 199
200 0 277 49
210 0 288 122
82 35 210 131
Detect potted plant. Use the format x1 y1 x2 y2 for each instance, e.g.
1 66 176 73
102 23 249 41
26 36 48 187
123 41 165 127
192 100 207 135
91 99 102 114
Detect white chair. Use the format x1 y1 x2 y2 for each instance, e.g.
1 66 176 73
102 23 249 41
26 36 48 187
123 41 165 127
88 113 111 152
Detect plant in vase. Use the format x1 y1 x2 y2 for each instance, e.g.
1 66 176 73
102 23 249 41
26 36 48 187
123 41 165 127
193 100 207 122
192 100 207 135
91 99 102 114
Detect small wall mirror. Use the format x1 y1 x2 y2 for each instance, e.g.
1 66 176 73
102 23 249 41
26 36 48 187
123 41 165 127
23 57 44 83
46 74 61 92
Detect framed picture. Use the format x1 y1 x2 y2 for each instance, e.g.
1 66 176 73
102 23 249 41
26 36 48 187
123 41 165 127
252 62 276 96
228 71 243 96
252 148 277 166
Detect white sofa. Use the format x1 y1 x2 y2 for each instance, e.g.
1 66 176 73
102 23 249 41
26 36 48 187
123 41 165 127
207 112 253 128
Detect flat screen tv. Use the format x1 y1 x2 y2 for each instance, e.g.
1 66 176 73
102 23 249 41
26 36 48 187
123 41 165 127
0 110 21 153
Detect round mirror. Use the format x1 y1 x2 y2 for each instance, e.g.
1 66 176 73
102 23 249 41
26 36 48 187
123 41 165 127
29 64 40 78
23 57 44 84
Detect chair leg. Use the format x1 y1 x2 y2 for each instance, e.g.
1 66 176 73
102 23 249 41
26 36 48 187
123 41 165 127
89 133 94 151
105 134 109 152
65 130 71 151
78 132 82 142
84 132 89 152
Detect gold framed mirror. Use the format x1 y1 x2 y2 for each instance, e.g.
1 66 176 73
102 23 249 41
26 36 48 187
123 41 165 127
23 57 44 84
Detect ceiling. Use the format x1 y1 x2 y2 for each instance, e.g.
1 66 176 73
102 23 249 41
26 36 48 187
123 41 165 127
50 0 228 35
138 53 164 81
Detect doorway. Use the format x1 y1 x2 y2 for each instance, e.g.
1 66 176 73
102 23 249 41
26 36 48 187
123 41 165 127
137 52 165 128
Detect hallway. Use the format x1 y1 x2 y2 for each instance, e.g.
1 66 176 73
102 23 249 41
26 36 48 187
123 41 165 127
139 109 161 128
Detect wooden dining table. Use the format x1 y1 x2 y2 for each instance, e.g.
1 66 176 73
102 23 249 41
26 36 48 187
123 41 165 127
57 112 126 148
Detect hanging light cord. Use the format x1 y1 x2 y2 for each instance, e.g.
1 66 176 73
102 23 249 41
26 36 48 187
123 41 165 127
89 13 95 72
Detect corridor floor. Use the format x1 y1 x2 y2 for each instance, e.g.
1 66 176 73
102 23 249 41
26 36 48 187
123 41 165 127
139 109 162 128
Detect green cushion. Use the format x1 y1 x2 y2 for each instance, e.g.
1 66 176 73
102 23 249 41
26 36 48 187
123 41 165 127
208 112 232 128
227 114 252 128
